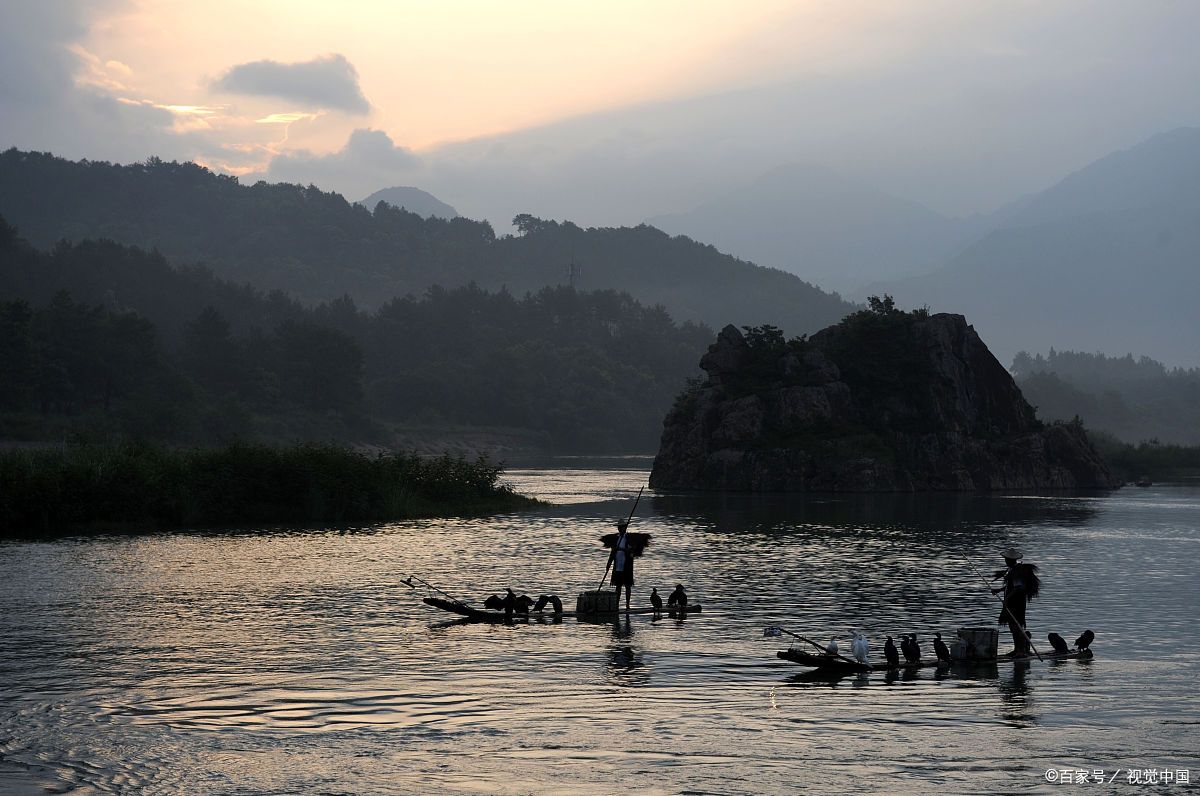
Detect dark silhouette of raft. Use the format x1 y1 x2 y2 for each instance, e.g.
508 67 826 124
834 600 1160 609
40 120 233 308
422 596 700 623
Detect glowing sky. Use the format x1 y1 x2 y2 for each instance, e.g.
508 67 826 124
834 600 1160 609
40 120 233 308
4 1 1200 225
74 1 819 166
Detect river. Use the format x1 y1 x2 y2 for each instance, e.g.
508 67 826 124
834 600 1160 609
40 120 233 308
1 464 1197 794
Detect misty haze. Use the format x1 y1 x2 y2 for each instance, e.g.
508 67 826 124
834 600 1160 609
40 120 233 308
1 3 1198 794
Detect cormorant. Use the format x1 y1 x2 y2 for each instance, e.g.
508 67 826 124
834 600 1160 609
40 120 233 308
884 636 900 668
667 584 688 612
933 632 951 663
1047 632 1070 654
902 634 921 664
483 594 504 611
1074 629 1095 651
532 594 563 613
650 587 663 615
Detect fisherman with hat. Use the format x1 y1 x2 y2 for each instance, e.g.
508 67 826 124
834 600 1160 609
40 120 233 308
991 547 1040 656
609 518 635 612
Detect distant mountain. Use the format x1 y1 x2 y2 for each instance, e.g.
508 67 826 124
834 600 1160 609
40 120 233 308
357 186 457 219
873 128 1200 368
0 149 855 335
647 163 977 293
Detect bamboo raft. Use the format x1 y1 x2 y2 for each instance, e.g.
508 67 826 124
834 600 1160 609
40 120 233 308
423 596 702 624
777 646 1093 673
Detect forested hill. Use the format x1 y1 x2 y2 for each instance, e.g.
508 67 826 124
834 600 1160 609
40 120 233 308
1012 349 1200 445
0 219 713 452
0 149 854 335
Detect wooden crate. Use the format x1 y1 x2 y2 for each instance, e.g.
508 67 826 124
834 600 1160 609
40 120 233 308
953 626 999 660
575 589 619 615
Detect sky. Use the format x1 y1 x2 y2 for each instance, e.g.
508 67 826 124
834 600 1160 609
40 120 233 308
4 1 1200 229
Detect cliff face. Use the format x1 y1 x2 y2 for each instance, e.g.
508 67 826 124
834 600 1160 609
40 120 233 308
650 311 1120 492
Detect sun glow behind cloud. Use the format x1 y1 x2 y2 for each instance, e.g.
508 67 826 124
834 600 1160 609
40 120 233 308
81 0 811 152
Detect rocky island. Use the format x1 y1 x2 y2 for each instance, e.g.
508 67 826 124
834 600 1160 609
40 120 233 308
650 299 1120 492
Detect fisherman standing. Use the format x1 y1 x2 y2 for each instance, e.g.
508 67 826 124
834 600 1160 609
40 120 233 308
609 519 634 612
991 547 1040 656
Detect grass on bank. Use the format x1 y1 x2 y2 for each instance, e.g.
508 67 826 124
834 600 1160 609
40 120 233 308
0 442 541 536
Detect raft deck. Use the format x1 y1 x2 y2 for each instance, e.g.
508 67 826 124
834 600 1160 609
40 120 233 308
423 596 702 623
777 647 1093 672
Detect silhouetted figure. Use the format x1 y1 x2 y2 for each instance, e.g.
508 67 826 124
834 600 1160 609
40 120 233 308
513 594 534 614
1074 629 1095 651
484 594 504 611
667 584 688 613
1047 632 1070 654
991 547 1041 656
650 587 662 616
884 636 900 668
503 588 517 620
902 634 921 664
609 519 634 611
933 632 951 663
533 594 563 614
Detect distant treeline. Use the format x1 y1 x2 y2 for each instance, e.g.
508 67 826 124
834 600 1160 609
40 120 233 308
1087 433 1200 482
0 149 854 334
1013 349 1200 445
0 219 710 451
0 442 539 536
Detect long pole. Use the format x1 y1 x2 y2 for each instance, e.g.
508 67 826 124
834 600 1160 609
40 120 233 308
958 552 1043 661
596 485 644 592
768 627 863 667
400 573 470 609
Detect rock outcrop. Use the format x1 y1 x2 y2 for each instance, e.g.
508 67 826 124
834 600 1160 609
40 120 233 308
650 311 1120 492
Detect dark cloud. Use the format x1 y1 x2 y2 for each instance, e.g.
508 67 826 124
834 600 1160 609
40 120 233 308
264 128 420 198
212 54 370 114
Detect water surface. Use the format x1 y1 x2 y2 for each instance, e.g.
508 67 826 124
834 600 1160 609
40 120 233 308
1 467 1197 794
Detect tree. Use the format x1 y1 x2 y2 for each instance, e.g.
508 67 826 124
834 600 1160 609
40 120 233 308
0 300 35 410
273 320 364 412
866 294 897 315
181 306 243 397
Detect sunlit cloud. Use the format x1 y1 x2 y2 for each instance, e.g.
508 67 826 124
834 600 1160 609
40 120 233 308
256 112 320 125
69 44 132 92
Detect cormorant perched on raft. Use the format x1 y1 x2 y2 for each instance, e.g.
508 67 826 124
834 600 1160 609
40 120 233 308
667 584 688 612
901 634 922 664
484 594 504 610
1074 629 1095 651
532 595 563 614
650 588 662 616
933 632 951 663
1047 632 1070 654
851 632 870 663
884 636 900 668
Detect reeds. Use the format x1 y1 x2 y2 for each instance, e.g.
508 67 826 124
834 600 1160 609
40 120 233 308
0 442 539 536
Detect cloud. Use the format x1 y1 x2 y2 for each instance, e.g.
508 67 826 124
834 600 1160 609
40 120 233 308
263 128 420 199
212 54 370 114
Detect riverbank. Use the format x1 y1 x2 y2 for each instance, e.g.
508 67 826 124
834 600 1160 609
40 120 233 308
1089 433 1200 482
0 442 542 537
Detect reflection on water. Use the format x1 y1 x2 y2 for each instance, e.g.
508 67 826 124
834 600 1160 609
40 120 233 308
0 471 1198 794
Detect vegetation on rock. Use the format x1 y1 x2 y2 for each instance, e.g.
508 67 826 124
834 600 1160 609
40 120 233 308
651 297 1118 492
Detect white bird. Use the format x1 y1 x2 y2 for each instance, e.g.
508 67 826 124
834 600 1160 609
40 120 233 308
851 632 870 663
826 637 839 656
